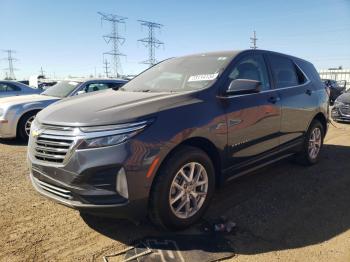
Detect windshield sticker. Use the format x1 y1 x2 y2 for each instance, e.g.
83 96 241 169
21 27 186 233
188 73 219 82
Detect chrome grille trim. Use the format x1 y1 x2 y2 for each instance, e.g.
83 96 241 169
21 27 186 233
339 104 350 116
30 125 77 166
34 177 72 200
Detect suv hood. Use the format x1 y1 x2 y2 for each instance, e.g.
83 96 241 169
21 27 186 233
37 89 194 126
0 94 57 106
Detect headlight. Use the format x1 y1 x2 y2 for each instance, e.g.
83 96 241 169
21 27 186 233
334 100 344 107
77 119 152 149
77 133 134 149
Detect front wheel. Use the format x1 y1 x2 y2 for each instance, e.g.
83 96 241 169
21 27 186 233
296 119 324 165
18 112 37 141
149 146 215 230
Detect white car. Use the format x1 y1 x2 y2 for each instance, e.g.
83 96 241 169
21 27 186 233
0 79 127 141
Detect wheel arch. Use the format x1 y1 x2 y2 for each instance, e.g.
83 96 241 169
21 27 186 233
153 137 223 188
16 109 41 137
311 112 328 135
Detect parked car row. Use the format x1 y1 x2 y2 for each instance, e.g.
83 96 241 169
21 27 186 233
0 79 127 140
0 80 42 98
322 79 347 105
17 49 329 230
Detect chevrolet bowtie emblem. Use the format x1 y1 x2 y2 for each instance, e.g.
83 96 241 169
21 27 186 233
32 129 42 137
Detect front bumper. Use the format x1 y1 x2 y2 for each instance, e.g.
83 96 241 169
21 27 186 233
0 118 17 138
331 107 350 122
30 171 146 220
28 137 163 220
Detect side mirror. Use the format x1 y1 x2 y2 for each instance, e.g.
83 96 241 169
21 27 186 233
227 79 261 95
76 90 86 95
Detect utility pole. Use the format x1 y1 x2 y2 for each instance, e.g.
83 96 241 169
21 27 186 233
250 30 258 49
2 49 17 80
138 20 164 66
103 59 111 78
98 12 127 78
39 66 45 77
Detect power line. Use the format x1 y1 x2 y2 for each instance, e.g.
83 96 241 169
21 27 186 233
2 49 18 80
250 30 258 49
98 12 127 78
138 20 164 66
103 59 111 78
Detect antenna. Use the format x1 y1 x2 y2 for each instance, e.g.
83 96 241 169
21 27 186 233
250 30 258 49
137 20 164 66
98 12 127 78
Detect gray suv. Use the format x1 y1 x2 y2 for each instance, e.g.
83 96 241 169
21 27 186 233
28 50 329 230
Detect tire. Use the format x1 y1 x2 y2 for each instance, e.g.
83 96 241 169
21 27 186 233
149 146 215 230
18 111 37 141
296 119 324 165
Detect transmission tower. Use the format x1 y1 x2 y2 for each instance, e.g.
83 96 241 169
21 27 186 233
138 20 164 66
103 59 111 78
3 49 17 80
250 30 258 49
39 66 46 77
98 12 127 78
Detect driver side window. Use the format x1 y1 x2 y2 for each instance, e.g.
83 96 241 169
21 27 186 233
228 54 270 91
85 83 109 93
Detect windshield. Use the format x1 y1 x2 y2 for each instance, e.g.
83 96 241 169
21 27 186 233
120 54 233 93
42 81 81 98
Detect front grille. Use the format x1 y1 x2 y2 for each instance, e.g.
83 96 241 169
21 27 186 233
34 177 72 200
34 136 73 163
339 104 350 116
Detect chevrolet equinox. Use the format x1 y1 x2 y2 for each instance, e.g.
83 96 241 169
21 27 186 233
28 50 329 230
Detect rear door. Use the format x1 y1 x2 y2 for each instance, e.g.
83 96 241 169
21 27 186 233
223 53 282 168
267 54 319 146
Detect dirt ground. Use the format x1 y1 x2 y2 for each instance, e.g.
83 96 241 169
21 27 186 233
1 122 350 262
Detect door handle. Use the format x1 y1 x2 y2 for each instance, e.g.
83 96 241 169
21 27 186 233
306 89 313 95
268 96 280 104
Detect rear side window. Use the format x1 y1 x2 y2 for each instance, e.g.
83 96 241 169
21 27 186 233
269 55 306 88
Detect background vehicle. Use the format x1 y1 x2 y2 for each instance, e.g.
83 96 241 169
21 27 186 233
28 50 328 230
0 80 42 98
323 79 346 104
0 78 127 140
331 89 350 122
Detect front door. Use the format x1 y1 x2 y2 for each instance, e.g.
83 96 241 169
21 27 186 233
222 53 281 169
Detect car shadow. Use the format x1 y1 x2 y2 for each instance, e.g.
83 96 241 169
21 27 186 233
82 144 350 255
0 138 27 146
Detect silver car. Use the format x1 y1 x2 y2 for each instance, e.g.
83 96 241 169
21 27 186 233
0 81 42 98
0 79 127 140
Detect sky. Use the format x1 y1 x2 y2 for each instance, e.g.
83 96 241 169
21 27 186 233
0 0 349 80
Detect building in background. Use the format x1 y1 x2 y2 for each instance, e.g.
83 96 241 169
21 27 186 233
318 68 350 89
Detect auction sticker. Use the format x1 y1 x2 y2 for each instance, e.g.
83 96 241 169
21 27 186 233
188 73 218 82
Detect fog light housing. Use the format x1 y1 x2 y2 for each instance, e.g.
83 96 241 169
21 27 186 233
116 168 128 199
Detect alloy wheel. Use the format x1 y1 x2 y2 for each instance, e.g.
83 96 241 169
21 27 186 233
308 127 322 159
169 162 208 219
25 116 36 136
